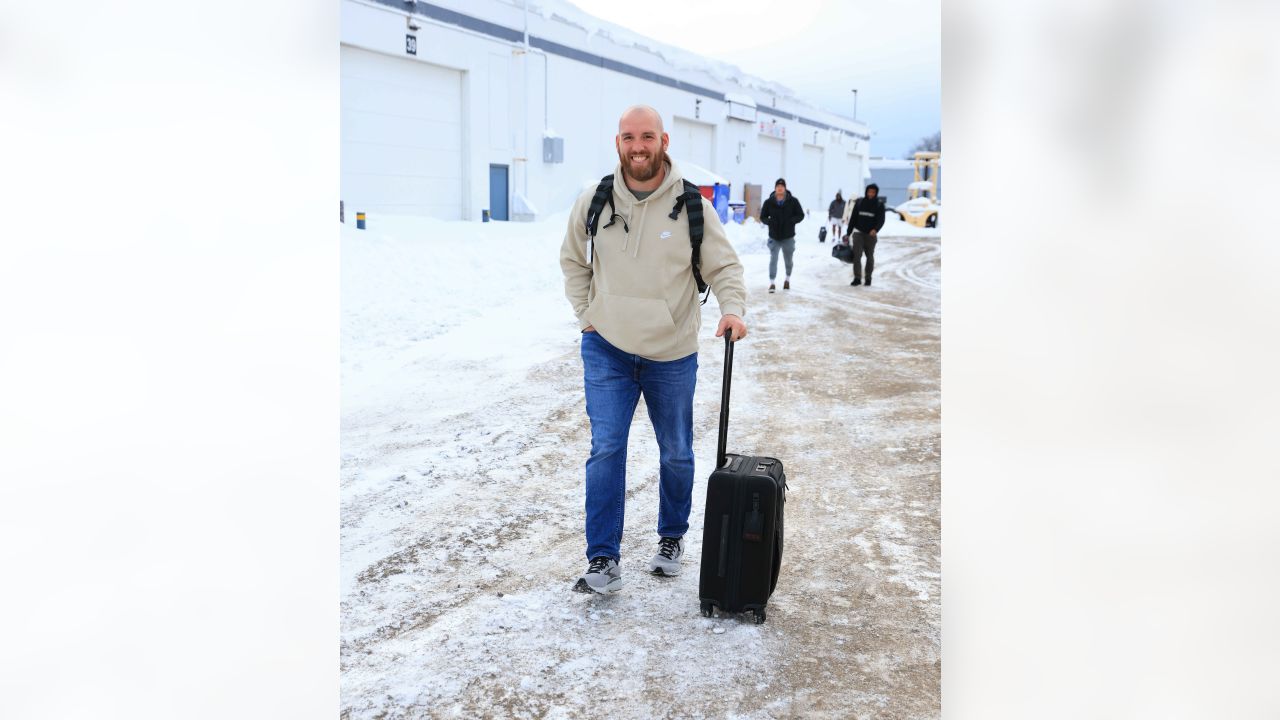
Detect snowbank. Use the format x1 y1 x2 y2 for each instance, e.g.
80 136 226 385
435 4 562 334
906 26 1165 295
341 211 576 418
676 160 729 187
879 212 942 238
340 208 819 423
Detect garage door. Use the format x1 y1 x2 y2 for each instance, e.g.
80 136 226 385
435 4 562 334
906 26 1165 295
801 144 824 214
341 45 463 219
842 153 865 202
756 136 784 189
672 117 715 174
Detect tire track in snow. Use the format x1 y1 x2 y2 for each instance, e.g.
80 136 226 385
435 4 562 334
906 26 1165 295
893 244 942 291
784 238 940 322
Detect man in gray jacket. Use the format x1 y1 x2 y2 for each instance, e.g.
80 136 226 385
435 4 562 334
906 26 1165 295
560 105 748 594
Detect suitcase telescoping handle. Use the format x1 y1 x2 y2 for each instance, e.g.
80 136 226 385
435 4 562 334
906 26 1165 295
717 331 735 469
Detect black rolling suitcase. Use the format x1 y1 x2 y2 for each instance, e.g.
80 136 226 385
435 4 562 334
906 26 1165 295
698 333 786 624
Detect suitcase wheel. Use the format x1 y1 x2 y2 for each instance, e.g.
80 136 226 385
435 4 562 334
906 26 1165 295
700 601 715 618
753 609 766 624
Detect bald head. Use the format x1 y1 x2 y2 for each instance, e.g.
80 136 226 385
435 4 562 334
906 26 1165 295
618 105 664 134
615 105 669 189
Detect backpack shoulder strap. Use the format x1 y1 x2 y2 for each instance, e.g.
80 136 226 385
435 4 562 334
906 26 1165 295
670 180 710 302
583 174 615 264
584 174 615 238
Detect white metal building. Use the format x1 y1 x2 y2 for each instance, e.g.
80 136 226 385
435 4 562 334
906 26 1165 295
868 157 943 209
341 0 872 222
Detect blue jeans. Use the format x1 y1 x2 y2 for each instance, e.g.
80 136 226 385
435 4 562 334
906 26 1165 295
580 331 698 561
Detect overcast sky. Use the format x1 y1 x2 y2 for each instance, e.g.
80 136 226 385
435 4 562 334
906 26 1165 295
566 0 940 159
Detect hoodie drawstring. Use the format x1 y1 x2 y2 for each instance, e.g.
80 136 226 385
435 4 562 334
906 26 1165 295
629 203 647 257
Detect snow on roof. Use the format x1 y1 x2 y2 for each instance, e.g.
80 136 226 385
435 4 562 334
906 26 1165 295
676 159 729 187
526 0 849 127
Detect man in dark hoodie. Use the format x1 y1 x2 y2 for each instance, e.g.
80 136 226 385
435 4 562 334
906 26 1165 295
842 183 886 286
759 178 805 293
827 191 846 243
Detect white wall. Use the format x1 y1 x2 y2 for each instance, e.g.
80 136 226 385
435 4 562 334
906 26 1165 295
800 144 824 216
671 117 716 174
720 118 756 204
340 0 872 222
756 136 785 196
340 45 464 218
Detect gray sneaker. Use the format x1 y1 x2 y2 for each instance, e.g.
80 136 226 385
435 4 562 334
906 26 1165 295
648 536 685 576
573 556 623 594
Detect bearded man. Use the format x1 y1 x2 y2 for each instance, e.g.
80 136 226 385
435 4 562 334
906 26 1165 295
559 105 748 594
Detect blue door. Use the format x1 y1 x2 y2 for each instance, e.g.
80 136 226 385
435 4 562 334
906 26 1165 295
489 164 509 221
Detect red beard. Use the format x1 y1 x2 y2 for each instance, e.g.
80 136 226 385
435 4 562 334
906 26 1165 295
619 146 665 183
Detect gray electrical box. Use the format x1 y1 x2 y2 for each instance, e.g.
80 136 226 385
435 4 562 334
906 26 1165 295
543 136 564 163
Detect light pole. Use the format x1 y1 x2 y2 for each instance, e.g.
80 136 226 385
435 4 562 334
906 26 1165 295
851 89 858 122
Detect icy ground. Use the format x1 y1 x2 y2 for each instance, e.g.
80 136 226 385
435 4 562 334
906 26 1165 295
341 209 940 719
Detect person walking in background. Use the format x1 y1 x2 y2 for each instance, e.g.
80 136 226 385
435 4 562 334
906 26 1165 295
759 178 804 293
560 105 748 594
827 191 846 244
843 183 886 286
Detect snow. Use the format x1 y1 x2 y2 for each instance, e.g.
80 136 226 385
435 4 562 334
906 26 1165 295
676 159 729 187
513 192 539 216
341 213 575 424
339 211 785 446
878 212 942 239
342 205 940 716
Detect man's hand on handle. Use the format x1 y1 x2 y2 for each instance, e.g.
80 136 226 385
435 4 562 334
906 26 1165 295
715 314 747 342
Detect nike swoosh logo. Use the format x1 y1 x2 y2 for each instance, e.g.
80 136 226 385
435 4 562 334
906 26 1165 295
660 231 672 239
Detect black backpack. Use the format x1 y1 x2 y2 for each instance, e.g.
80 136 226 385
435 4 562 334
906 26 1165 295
584 174 710 304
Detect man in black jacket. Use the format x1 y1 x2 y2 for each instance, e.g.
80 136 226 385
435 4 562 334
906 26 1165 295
842 183 886 286
759 178 805 293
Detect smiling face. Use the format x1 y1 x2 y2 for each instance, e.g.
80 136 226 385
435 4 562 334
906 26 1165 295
616 106 669 185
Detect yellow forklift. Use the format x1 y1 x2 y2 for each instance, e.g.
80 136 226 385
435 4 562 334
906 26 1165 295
893 151 941 228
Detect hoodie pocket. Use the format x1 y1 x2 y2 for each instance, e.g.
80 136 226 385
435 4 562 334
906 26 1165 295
586 292 677 353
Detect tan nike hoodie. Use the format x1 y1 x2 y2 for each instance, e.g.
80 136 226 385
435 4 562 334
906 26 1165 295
560 158 747 361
